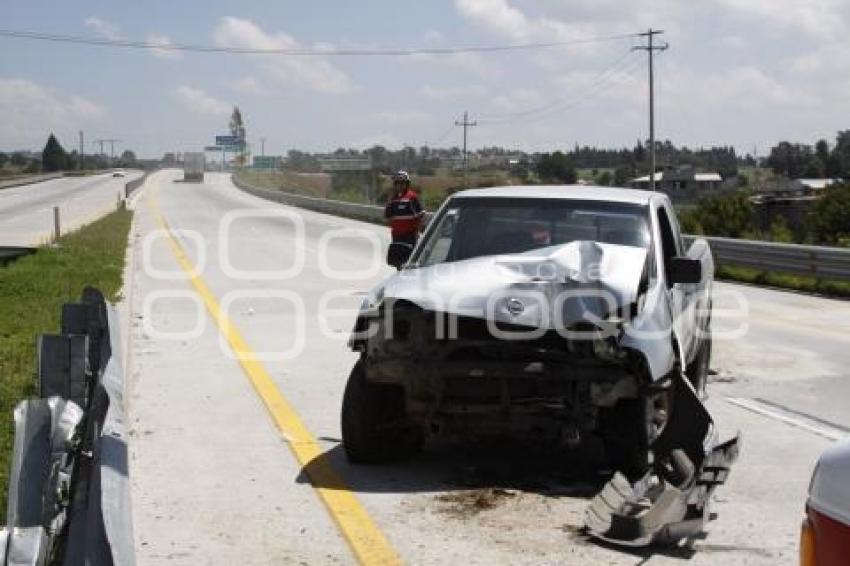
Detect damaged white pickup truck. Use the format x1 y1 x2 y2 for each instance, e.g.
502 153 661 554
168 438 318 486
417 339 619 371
343 186 739 546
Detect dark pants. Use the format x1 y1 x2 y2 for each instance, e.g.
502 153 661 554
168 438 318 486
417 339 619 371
387 234 417 269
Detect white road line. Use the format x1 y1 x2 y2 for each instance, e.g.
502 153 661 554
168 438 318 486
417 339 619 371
725 396 847 441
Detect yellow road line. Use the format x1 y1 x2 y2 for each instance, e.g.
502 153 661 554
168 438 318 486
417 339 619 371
145 188 401 566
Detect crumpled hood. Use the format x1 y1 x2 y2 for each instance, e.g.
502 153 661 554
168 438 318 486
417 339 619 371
373 241 648 330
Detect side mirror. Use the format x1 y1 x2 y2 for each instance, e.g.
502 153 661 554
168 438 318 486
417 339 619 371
669 257 702 284
387 241 414 269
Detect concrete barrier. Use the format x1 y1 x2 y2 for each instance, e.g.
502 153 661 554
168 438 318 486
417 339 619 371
0 173 63 190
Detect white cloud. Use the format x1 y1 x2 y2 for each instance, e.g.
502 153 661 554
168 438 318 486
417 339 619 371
711 0 847 41
0 78 106 148
146 33 183 60
84 17 123 41
175 85 230 116
369 110 429 126
488 88 544 112
455 0 609 44
212 17 354 95
230 76 271 96
422 85 487 100
407 51 500 79
661 67 803 111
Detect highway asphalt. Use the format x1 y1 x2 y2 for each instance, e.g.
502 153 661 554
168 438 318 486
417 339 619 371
125 170 847 564
0 171 140 246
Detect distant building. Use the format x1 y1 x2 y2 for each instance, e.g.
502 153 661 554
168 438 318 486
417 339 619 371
629 168 722 191
797 178 840 192
754 178 840 201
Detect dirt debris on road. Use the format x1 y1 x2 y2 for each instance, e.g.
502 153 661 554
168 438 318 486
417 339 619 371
434 488 518 518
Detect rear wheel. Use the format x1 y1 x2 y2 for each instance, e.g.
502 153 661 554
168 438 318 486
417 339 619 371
341 359 423 464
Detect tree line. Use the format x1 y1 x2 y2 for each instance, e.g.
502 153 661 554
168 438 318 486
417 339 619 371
0 133 138 174
765 131 850 179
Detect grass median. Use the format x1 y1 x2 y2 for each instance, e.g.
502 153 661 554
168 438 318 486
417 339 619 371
0 207 132 513
717 264 850 298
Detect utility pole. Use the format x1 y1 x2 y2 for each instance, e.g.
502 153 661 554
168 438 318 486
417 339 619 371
79 130 84 171
633 29 668 191
93 139 121 166
260 137 266 158
109 139 119 163
455 111 477 189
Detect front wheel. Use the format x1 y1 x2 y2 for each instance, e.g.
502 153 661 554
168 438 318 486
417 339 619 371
599 398 651 480
341 359 423 464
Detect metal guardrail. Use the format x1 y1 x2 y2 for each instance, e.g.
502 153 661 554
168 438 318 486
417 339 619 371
683 235 850 281
232 175 850 282
1 288 134 566
231 174 386 224
124 170 153 198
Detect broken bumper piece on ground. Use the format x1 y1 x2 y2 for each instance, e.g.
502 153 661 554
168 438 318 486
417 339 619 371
584 376 741 547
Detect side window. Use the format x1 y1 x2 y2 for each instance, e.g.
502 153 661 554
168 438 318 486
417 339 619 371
657 207 679 288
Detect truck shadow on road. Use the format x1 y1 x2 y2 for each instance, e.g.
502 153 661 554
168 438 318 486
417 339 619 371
296 437 607 497
295 439 745 560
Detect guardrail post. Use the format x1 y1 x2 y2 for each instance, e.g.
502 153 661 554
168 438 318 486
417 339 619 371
53 206 60 241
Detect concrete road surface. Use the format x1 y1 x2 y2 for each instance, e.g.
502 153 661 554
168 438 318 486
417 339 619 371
0 171 140 246
126 170 848 565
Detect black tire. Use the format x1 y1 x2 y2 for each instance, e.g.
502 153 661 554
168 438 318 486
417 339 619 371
341 359 423 464
599 398 651 480
686 332 711 399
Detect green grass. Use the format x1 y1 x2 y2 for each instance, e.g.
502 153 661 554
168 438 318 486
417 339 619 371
236 169 331 197
717 264 850 297
0 207 133 513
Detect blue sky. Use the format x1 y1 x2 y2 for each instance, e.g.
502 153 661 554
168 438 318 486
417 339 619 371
2 0 848 158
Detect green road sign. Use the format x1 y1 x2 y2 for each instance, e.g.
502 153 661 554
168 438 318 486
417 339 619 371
253 156 282 169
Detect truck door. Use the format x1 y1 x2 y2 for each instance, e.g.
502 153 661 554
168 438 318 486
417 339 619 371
656 204 695 358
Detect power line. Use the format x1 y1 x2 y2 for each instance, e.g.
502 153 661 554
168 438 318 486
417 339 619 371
477 50 637 123
429 123 458 147
477 52 644 126
0 28 642 57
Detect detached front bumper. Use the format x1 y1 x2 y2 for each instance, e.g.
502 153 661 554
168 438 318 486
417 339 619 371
585 375 741 546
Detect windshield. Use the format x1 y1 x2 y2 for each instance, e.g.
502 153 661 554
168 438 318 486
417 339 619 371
413 197 651 267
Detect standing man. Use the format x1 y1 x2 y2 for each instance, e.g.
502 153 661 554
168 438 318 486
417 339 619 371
385 170 424 269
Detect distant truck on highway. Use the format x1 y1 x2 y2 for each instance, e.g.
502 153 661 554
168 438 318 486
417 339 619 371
183 152 205 182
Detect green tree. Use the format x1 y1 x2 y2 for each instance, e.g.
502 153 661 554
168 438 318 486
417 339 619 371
805 183 850 245
768 214 795 243
613 165 634 187
685 192 757 238
596 170 613 186
536 151 576 183
229 106 247 166
41 133 67 172
830 131 850 178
